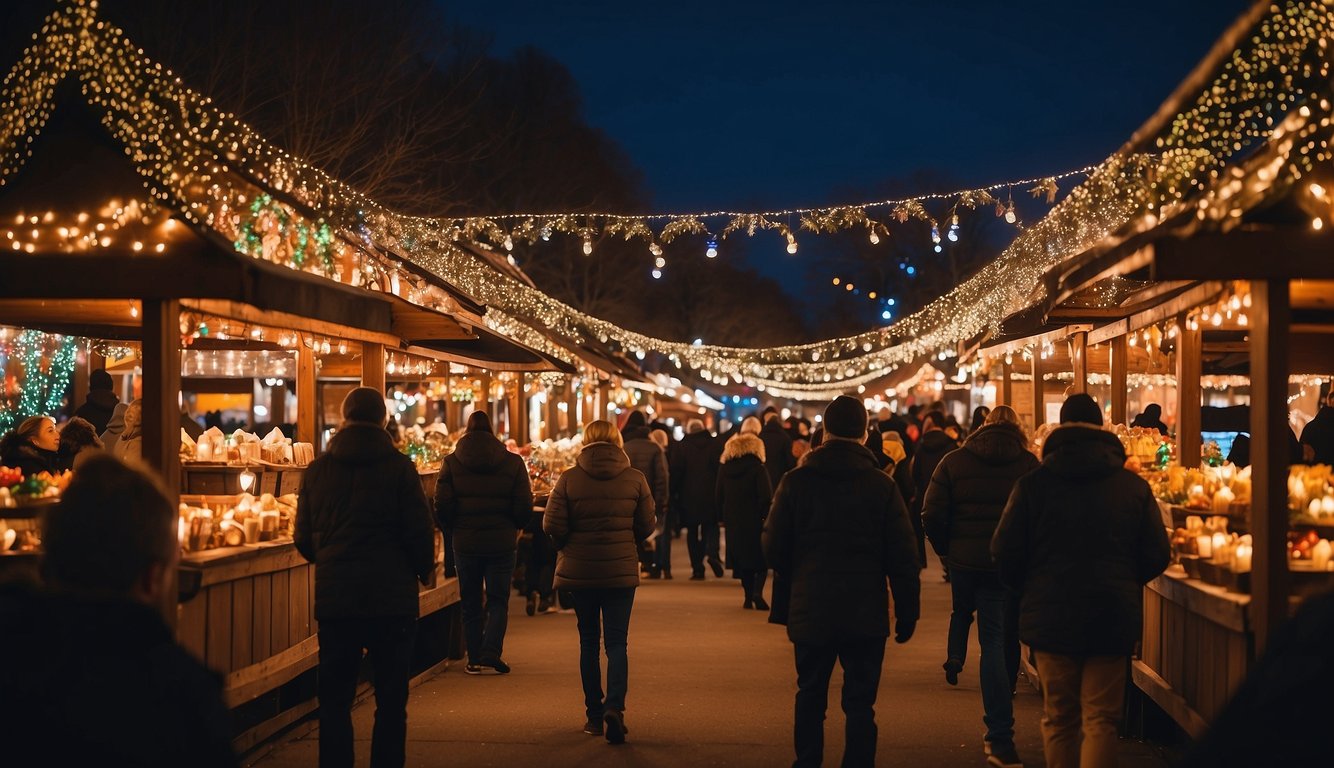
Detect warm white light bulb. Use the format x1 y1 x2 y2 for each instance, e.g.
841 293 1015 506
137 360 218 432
582 239 593 255
869 230 880 245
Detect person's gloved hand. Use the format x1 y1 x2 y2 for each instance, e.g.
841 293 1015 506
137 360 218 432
894 620 916 644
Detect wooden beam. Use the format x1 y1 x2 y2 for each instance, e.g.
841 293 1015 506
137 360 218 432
999 359 1012 407
1030 353 1044 430
983 324 1093 358
1110 335 1129 426
296 346 317 445
1070 331 1088 394
141 299 180 627
1175 323 1203 467
1153 230 1334 280
183 299 399 349
1249 279 1290 654
361 343 385 393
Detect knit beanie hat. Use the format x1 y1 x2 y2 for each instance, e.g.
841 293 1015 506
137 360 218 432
1059 393 1103 426
342 387 388 425
823 396 868 439
89 369 114 391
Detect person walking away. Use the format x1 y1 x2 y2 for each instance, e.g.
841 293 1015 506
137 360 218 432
295 388 436 768
922 404 1038 767
909 411 958 571
763 396 921 767
1300 386 1334 464
673 419 724 579
73 368 119 434
0 415 62 476
992 394 1170 768
0 454 235 767
969 406 992 436
717 428 772 609
760 410 795 489
57 416 104 471
1129 403 1169 436
544 420 655 744
435 411 531 674
621 410 669 578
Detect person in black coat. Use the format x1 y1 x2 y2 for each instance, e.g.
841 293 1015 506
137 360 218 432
0 454 235 768
0 415 63 477
672 419 724 579
72 368 119 434
1300 387 1334 464
991 394 1170 768
759 411 796 489
763 396 921 768
295 388 436 768
922 407 1038 766
621 410 670 578
435 411 532 674
1130 402 1170 436
716 431 772 609
909 411 958 569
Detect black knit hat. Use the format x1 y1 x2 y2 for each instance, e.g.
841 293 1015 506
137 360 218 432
823 395 868 439
89 369 113 391
1059 393 1103 426
342 387 387 425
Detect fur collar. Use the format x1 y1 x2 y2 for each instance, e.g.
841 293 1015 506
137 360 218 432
721 432 765 464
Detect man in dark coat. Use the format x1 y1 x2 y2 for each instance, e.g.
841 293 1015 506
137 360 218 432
759 411 795 489
1300 387 1334 465
672 418 724 579
621 410 670 577
73 368 119 434
435 411 532 674
1129 402 1170 436
909 410 958 569
296 388 436 768
922 414 1038 767
991 394 1170 768
0 454 235 768
764 396 921 768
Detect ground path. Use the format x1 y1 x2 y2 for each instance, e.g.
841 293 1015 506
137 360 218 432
250 537 1179 767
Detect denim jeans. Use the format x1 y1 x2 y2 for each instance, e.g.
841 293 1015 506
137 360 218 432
1033 652 1127 768
317 616 417 768
684 521 720 570
792 637 886 768
967 571 1016 746
454 551 515 664
570 587 636 719
949 568 1021 689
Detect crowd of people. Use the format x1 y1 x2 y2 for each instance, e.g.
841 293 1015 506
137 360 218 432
6 372 1334 768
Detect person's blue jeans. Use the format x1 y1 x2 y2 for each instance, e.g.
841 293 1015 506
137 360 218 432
454 551 515 665
792 637 886 768
570 587 636 720
317 616 416 768
947 568 977 667
967 570 1016 747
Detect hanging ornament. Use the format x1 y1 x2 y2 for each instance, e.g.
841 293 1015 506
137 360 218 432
868 229 880 245
540 225 552 241
1004 201 1017 224
705 235 719 258
503 234 514 251
649 242 663 257
786 233 798 255
582 237 593 255
947 214 959 242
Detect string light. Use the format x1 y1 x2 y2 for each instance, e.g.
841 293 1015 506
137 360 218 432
705 235 718 258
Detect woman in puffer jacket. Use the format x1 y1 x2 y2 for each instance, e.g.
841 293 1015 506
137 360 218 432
544 420 656 746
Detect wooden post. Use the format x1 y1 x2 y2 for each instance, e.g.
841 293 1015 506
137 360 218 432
1249 280 1290 653
545 385 560 440
296 344 317 444
477 372 493 419
999 358 1012 408
361 342 385 393
1070 331 1088 394
1175 322 1203 467
140 299 181 499
511 376 527 444
565 379 578 436
72 350 91 417
1030 352 1044 430
598 379 611 421
1110 334 1129 426
268 383 285 427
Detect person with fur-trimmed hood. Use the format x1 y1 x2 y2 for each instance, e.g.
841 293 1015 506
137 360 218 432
716 428 772 609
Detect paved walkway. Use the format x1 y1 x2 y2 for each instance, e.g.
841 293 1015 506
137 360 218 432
250 539 1179 767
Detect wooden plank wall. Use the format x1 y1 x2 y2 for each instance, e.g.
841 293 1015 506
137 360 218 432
1139 583 1251 729
178 561 318 677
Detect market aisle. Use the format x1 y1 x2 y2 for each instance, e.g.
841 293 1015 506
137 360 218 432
249 539 1177 768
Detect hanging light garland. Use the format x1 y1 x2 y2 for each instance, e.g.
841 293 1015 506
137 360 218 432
0 328 78 433
0 1 1331 398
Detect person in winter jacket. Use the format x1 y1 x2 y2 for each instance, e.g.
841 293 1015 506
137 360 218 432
57 416 104 471
1130 402 1170 436
621 410 670 578
760 411 795 489
672 419 724 579
0 415 62 477
72 368 119 435
0 454 235 768
99 402 129 454
435 411 532 675
1300 387 1334 464
992 394 1170 768
922 405 1038 767
763 396 921 768
909 410 958 569
716 430 772 609
295 388 436 768
544 420 655 745
111 400 144 465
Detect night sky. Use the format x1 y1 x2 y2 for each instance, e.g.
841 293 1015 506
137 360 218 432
442 1 1252 213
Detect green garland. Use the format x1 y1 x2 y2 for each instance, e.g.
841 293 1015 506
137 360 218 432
0 330 78 435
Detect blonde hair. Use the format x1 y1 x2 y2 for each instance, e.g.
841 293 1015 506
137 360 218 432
986 405 1021 427
649 430 669 449
583 420 623 448
740 416 762 435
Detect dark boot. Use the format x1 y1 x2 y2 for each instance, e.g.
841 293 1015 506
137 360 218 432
750 569 769 611
741 572 753 609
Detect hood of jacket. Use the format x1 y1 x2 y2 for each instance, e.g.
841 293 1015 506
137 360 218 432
721 433 765 464
1041 424 1126 479
882 438 907 466
327 422 401 464
451 431 510 472
917 429 957 455
578 441 632 480
622 425 651 443
100 402 129 439
963 421 1031 465
800 437 878 478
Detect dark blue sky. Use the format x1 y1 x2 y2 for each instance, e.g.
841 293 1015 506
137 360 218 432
442 0 1253 214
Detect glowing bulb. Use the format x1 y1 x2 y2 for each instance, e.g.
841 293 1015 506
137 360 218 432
1004 203 1017 224
705 236 719 258
947 215 959 242
649 242 663 257
582 238 593 255
1311 182 1326 198
868 291 877 299
651 268 662 279
654 256 666 268
786 235 798 255
129 303 139 318
1314 217 1324 231
930 225 941 243
832 277 841 286
933 244 943 253
338 341 348 355
868 230 880 245
1229 295 1241 311
503 235 513 251
845 283 854 292
1211 312 1223 327
881 310 892 320
1238 313 1248 326
540 225 552 241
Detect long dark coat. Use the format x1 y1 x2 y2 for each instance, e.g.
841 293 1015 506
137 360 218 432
716 433 771 571
672 429 722 526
